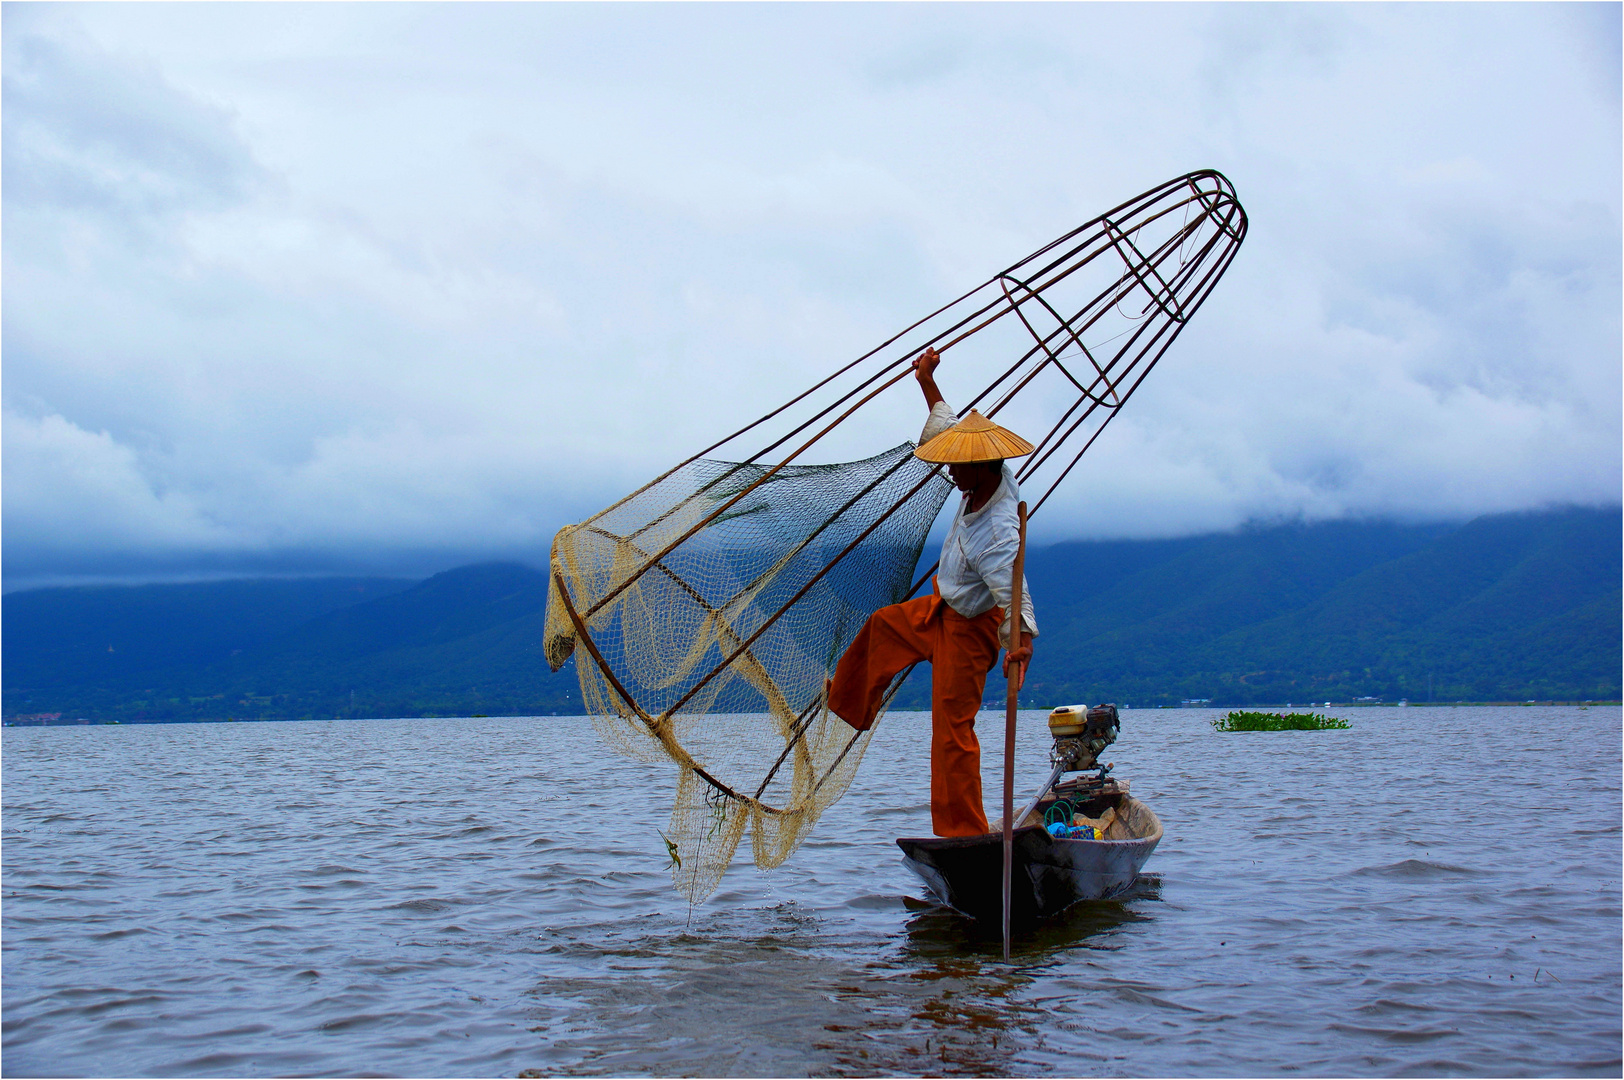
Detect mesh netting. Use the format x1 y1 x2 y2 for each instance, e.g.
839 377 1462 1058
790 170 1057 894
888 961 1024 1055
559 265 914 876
545 443 952 901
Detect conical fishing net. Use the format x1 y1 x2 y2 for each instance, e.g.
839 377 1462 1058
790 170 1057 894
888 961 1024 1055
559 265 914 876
545 170 1249 902
545 445 952 899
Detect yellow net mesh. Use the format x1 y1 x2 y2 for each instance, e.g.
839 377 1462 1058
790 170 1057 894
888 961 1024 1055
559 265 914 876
545 444 952 901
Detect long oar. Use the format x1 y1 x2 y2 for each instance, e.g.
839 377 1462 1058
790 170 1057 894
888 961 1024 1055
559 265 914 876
1002 501 1029 962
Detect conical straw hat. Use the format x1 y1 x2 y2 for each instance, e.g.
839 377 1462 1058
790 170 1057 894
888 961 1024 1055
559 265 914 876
914 409 1035 464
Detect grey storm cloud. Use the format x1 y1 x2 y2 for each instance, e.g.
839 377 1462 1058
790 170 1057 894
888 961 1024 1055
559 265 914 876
3 2 1619 589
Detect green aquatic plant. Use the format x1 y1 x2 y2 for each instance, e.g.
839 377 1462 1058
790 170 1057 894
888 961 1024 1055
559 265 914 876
1212 710 1350 732
659 830 682 870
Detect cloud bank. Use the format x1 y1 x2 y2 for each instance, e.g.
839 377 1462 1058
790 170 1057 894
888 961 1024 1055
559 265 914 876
4 3 1619 587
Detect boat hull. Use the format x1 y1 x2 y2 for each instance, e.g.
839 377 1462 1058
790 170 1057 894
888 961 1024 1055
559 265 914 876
897 796 1162 922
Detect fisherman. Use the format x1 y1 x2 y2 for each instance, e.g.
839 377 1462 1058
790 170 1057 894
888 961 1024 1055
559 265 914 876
827 346 1037 837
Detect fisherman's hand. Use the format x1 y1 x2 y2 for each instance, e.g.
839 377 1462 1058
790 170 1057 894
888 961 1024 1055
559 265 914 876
1003 633 1033 685
913 346 941 384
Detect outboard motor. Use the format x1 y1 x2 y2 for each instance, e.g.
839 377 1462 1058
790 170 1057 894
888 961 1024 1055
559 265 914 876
1047 703 1119 773
1026 703 1126 830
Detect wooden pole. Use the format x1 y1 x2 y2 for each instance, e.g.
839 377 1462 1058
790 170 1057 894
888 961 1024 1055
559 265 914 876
1002 500 1028 962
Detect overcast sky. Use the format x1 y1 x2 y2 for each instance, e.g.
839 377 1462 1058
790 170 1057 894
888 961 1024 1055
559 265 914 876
4 2 1620 589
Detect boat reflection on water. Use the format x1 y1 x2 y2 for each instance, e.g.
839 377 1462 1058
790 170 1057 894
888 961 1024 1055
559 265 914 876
816 954 1038 1077
900 873 1163 957
814 879 1165 1075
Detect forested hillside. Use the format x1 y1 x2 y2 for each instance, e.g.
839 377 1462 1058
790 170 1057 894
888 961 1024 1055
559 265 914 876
1005 506 1620 708
4 576 413 697
5 507 1617 723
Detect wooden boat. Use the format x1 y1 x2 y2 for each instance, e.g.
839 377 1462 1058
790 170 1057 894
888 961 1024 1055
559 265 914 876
897 780 1161 923
896 705 1161 923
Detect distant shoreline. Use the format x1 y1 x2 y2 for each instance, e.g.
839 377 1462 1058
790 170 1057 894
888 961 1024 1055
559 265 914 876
5 701 1619 727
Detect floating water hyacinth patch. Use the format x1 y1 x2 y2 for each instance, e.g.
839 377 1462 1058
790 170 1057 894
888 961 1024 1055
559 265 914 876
1212 711 1350 731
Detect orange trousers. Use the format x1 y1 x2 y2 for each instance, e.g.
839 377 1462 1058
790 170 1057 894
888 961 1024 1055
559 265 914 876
828 585 1003 837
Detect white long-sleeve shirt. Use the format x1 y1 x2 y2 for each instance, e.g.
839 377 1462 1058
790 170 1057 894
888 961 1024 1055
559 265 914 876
920 402 1038 648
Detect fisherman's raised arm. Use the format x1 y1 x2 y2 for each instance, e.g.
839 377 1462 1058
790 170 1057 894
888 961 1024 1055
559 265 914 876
914 347 960 445
914 347 945 408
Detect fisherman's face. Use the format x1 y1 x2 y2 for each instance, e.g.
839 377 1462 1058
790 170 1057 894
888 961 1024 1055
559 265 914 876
947 461 1001 493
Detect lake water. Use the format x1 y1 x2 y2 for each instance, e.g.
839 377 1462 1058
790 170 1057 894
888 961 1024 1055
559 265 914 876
3 706 1619 1077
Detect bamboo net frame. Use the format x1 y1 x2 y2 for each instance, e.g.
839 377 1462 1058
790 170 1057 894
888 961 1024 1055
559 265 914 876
544 170 1248 901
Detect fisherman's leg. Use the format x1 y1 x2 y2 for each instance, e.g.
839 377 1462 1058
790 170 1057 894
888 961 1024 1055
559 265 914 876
928 607 1003 836
828 594 938 731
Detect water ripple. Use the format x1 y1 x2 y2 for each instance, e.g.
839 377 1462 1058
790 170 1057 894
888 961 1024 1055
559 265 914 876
3 706 1619 1077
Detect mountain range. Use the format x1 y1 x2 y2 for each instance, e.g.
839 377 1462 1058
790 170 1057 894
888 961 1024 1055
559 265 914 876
4 505 1617 723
